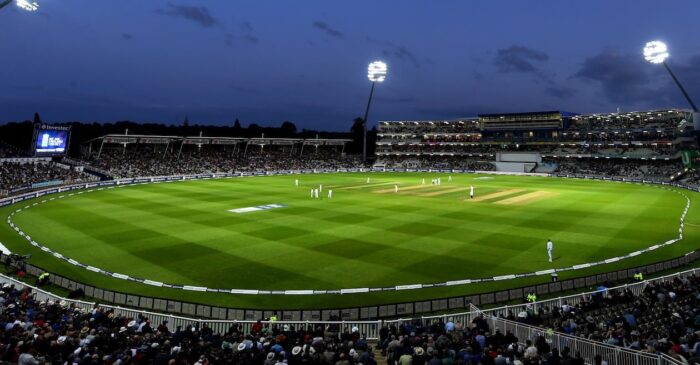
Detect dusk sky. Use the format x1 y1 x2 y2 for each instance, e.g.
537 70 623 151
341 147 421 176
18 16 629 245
1 1 699 131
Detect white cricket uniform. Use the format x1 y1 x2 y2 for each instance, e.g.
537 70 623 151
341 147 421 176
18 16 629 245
547 240 553 262
394 184 398 193
328 190 332 198
470 185 474 199
295 179 299 187
367 177 370 183
448 175 452 182
310 189 314 198
319 184 322 192
422 178 425 185
314 189 319 198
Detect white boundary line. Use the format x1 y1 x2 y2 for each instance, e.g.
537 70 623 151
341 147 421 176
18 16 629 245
1 170 693 295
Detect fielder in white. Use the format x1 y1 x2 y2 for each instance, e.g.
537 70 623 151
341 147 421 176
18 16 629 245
470 185 474 199
319 184 322 192
295 179 299 187
310 188 314 198
314 189 319 199
327 189 333 198
547 239 554 262
394 184 399 193
367 177 371 183
421 178 425 185
448 175 452 182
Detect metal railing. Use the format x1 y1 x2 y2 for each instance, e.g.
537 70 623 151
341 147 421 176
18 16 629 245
483 315 681 365
470 301 683 365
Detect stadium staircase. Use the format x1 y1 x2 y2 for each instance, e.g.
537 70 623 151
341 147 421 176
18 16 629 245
370 342 387 365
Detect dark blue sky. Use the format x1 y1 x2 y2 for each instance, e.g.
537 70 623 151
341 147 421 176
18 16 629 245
1 0 699 131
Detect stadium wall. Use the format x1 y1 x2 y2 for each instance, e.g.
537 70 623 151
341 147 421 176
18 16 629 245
0 251 698 328
1 169 699 319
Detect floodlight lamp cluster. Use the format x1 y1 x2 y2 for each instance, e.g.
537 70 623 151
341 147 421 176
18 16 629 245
643 40 669 64
367 61 387 83
16 0 39 11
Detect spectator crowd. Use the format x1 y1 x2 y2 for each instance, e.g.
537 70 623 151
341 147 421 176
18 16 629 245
0 282 376 365
0 163 96 196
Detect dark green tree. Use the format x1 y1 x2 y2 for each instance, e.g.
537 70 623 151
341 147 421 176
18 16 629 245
280 121 297 136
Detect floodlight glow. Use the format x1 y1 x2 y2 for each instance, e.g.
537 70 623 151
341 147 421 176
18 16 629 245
643 41 669 64
367 61 387 82
16 0 39 11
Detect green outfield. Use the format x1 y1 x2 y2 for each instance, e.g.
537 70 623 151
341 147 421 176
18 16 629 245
1 172 699 309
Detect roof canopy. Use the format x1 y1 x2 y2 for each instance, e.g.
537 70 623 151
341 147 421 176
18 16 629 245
83 134 352 146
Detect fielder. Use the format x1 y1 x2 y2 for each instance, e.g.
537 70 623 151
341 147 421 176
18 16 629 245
367 177 371 184
295 179 299 187
421 178 425 185
310 188 314 198
327 189 333 198
448 175 452 182
547 239 554 262
394 184 399 193
314 189 319 199
469 185 474 199
319 184 322 192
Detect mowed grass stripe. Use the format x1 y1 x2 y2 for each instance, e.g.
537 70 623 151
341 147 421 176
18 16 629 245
375 184 427 193
416 186 466 197
494 191 558 205
6 172 689 295
471 189 525 202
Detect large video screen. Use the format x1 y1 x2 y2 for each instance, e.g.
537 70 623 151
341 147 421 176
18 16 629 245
34 129 69 155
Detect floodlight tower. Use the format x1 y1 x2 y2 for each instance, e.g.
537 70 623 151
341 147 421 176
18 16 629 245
0 0 40 11
362 61 387 162
643 41 698 112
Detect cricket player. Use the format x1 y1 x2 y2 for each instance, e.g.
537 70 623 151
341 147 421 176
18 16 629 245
547 239 553 262
367 177 371 184
314 189 319 198
310 188 314 198
319 184 323 192
448 175 452 182
328 189 333 198
422 178 425 185
295 179 299 187
394 184 399 193
470 185 474 199
437 178 441 185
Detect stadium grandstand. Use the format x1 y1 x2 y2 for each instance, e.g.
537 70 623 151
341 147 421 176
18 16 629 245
375 109 693 182
77 134 358 179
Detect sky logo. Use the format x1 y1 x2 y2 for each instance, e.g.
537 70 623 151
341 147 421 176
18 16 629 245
40 133 64 148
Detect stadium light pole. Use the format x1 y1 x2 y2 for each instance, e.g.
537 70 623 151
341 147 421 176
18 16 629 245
363 61 387 162
643 41 698 112
0 0 40 11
